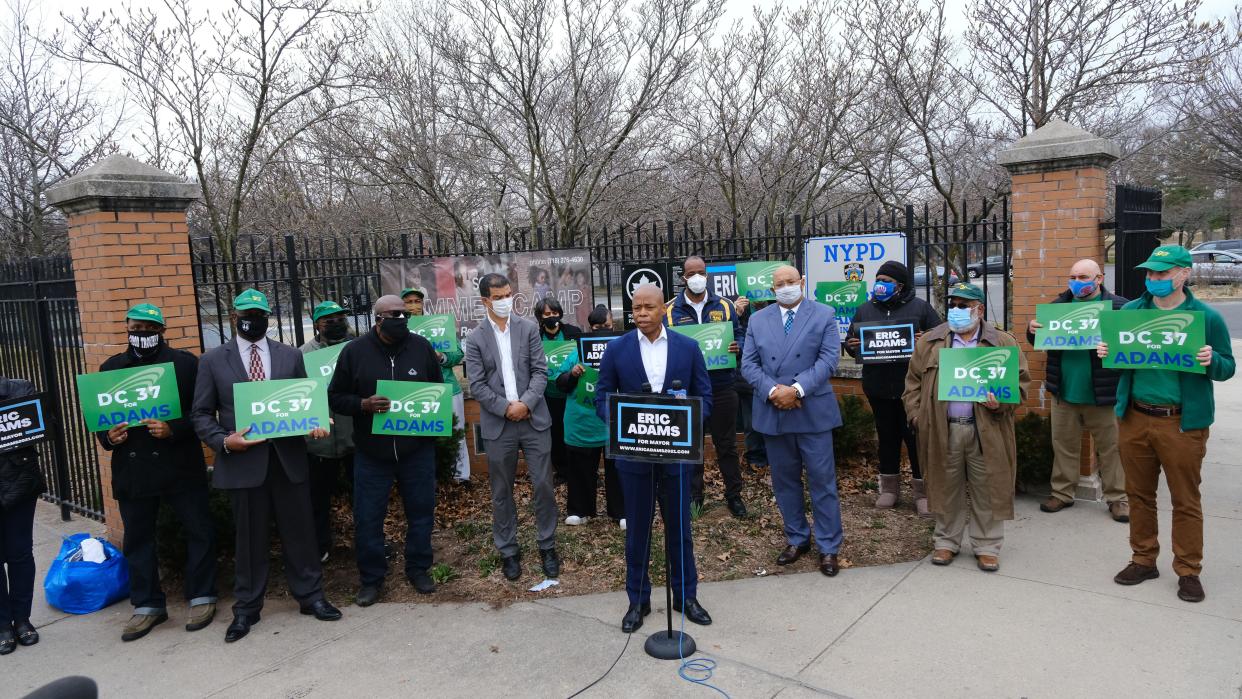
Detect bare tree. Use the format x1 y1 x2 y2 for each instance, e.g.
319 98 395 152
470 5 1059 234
0 0 117 257
1187 16 1242 186
54 0 371 260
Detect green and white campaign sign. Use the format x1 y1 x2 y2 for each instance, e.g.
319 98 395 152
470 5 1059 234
937 346 1021 403
233 378 329 440
814 281 866 308
672 322 736 370
543 340 577 372
1100 309 1206 374
1033 301 1109 350
372 380 453 437
302 342 348 382
736 261 785 302
76 363 182 432
574 366 600 409
408 313 460 354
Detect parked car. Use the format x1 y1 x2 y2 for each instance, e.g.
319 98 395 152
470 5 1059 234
967 255 1011 279
912 265 961 286
1190 239 1242 253
1190 249 1242 284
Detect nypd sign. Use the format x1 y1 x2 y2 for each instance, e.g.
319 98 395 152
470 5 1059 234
804 232 908 337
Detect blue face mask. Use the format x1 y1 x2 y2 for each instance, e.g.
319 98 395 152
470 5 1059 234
1068 279 1097 298
1145 278 1175 298
872 281 897 301
947 307 975 331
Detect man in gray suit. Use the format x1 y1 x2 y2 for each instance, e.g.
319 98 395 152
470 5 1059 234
464 273 559 581
191 288 342 643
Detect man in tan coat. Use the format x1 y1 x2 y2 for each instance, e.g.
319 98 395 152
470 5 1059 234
903 283 1030 572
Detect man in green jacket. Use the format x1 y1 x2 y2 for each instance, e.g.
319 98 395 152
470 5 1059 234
1097 245 1235 603
299 300 355 562
404 287 469 482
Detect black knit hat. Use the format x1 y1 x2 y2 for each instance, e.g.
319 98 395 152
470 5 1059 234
876 260 910 286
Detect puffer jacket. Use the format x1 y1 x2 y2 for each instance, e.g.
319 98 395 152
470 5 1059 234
0 377 45 507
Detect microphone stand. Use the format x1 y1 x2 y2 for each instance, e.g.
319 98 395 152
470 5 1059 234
644 379 696 660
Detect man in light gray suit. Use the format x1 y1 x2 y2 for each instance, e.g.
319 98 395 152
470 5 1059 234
464 273 559 582
191 288 342 643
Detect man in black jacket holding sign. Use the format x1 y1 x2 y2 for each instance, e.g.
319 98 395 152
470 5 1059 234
98 303 217 642
327 294 443 605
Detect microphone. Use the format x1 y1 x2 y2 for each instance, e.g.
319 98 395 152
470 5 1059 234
670 380 683 391
642 382 653 393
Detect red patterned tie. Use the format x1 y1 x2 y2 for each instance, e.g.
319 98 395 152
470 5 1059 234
248 344 265 381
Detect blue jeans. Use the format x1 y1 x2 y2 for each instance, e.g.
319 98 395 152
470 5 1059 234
353 444 436 586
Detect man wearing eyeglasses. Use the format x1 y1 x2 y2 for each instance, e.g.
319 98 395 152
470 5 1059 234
327 295 444 605
903 283 1030 573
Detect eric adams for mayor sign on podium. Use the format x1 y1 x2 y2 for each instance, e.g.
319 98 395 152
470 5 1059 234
605 393 704 465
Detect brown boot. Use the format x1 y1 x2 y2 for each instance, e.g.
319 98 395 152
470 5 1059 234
911 479 930 518
875 474 900 509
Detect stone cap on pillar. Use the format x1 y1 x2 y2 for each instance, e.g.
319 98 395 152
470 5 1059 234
998 118 1120 175
46 154 201 215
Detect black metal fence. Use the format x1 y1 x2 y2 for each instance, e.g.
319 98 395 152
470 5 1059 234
191 197 1012 348
0 257 102 520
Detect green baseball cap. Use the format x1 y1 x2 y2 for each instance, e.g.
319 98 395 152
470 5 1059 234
125 303 165 326
1136 245 1192 271
312 300 346 321
233 288 271 313
400 287 425 299
946 282 985 301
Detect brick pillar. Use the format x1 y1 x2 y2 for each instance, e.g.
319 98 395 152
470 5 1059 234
47 155 202 542
998 119 1118 495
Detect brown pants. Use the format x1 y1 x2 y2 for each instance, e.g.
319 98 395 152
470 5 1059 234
1050 399 1126 504
1118 409 1209 577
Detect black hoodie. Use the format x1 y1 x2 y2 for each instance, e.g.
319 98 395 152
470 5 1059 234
845 286 943 399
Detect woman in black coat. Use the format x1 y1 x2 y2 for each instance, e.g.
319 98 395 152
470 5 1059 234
0 377 45 654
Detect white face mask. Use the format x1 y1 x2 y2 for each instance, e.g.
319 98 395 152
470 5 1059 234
774 284 803 305
490 298 513 318
685 274 707 295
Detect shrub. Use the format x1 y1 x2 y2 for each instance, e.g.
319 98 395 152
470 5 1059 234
833 394 877 467
1015 412 1054 487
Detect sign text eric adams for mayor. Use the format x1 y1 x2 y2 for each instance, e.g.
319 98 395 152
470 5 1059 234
605 392 704 464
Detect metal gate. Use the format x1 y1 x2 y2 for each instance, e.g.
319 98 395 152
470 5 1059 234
1113 185 1163 299
0 258 102 520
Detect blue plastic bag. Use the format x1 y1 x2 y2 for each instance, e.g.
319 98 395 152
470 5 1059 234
43 533 129 614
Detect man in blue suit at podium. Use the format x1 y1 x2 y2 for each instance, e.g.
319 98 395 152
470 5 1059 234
596 284 714 633
741 264 845 577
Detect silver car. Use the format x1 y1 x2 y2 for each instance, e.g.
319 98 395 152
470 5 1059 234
1190 249 1242 284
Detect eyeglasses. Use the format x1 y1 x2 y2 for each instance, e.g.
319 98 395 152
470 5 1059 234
947 301 974 310
376 311 411 320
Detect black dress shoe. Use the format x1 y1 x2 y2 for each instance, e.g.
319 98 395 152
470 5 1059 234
776 543 811 566
13 620 39 647
673 598 712 626
540 548 561 578
356 584 382 607
820 553 840 577
300 599 342 621
0 627 15 655
224 613 260 643
408 571 436 595
621 602 651 633
726 495 748 518
502 555 522 581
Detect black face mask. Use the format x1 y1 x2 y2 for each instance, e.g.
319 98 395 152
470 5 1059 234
237 316 269 342
379 316 410 343
541 315 562 331
128 330 164 359
322 320 349 343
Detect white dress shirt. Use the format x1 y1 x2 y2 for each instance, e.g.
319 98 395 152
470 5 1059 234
488 316 520 401
687 296 707 323
638 327 670 393
236 336 271 380
769 301 806 399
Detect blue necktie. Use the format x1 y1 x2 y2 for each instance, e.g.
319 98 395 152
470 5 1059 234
784 309 795 335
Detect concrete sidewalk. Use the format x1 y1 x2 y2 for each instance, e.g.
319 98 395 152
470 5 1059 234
5 343 1241 698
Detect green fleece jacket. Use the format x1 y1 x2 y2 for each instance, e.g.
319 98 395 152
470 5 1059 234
1113 287 1235 430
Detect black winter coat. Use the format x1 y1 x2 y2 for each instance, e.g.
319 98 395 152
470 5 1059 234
0 377 45 507
96 345 207 500
1025 287 1128 406
845 287 943 399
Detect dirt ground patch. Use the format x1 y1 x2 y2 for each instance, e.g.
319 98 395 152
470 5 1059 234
294 459 933 607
